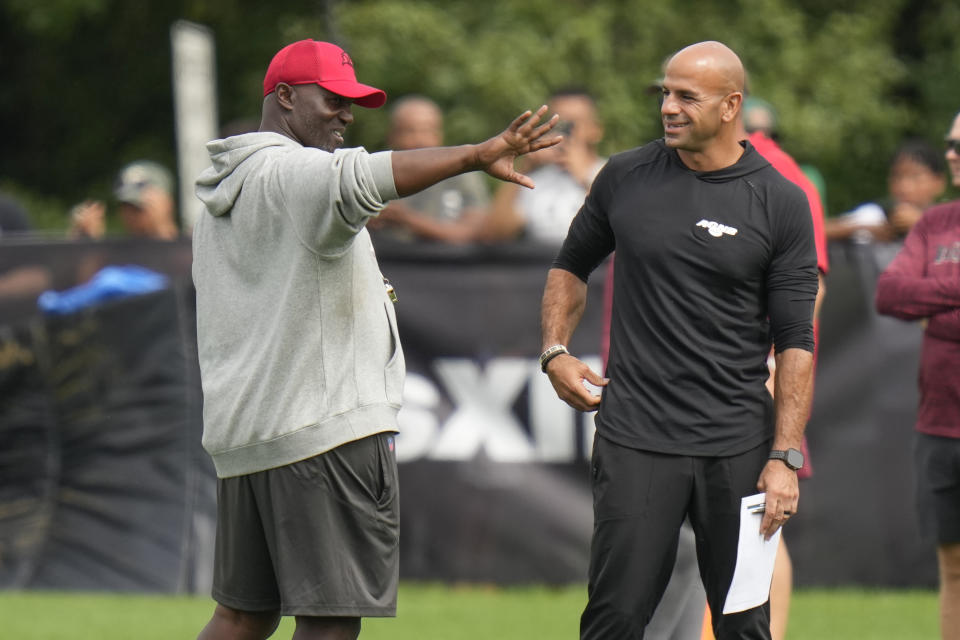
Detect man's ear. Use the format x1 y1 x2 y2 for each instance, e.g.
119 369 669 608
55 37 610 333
275 83 295 111
721 92 743 123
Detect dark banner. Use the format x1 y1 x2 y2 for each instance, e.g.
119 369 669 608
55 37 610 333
380 243 606 584
0 240 214 593
0 238 939 591
789 243 935 587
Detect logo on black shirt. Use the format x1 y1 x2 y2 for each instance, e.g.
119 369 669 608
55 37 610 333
695 219 739 238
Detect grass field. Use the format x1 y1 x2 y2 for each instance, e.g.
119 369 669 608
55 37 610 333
0 584 940 639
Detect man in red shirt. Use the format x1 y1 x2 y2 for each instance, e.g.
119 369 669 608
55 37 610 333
876 111 960 640
743 99 829 283
736 97 830 640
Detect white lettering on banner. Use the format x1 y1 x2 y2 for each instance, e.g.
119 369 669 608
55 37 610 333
394 373 442 463
530 367 575 462
431 358 533 461
395 356 601 463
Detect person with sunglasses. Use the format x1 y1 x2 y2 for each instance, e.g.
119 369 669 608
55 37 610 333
876 112 960 640
826 138 947 244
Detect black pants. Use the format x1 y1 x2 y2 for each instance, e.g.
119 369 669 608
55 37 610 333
581 435 772 640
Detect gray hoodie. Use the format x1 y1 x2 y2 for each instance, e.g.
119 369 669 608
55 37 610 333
192 132 402 478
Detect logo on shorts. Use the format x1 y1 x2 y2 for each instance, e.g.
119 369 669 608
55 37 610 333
387 436 395 452
695 219 738 238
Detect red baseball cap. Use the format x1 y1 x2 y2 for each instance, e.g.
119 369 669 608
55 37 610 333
262 40 387 108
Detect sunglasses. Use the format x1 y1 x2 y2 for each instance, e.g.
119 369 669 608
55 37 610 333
945 138 960 154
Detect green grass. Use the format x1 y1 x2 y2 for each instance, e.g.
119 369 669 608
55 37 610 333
0 584 939 639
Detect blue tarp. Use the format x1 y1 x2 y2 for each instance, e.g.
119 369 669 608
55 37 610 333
37 265 169 315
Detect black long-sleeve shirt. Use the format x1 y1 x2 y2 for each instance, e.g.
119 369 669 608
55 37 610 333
555 140 817 456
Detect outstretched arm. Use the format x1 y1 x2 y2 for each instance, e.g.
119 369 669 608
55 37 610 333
391 106 560 197
540 268 607 412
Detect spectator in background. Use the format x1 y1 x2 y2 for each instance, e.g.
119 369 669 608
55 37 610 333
0 192 32 237
482 88 605 244
740 95 829 640
742 96 829 304
826 138 946 243
0 191 51 302
70 160 179 240
741 96 778 138
367 95 491 244
875 111 960 640
742 96 830 217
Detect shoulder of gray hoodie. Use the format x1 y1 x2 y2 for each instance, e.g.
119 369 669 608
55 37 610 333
194 131 398 256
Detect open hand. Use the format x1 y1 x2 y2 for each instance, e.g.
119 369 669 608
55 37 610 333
69 200 106 239
478 106 562 188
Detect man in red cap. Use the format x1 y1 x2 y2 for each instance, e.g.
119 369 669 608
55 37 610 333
192 39 559 640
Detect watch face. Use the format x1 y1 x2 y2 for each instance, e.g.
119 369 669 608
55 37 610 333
786 448 804 469
771 449 804 469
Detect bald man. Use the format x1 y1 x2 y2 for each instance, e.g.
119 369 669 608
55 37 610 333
368 96 491 244
538 41 817 639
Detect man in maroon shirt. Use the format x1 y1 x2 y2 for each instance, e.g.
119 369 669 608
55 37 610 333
876 111 960 640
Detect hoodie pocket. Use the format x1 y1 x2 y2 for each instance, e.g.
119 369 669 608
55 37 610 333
382 301 405 405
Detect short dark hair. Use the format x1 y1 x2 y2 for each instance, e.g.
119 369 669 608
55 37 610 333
891 138 946 175
549 86 596 103
389 94 439 117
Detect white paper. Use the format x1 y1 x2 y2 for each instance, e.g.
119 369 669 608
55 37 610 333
723 492 782 614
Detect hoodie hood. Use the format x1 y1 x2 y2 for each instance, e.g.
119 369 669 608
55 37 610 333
663 139 770 183
196 132 297 217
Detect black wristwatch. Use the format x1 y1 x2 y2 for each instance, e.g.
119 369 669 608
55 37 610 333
769 448 804 471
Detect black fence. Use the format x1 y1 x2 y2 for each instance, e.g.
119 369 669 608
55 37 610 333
0 237 937 593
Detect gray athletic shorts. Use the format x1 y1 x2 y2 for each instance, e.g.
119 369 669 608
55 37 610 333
915 432 960 545
212 432 400 617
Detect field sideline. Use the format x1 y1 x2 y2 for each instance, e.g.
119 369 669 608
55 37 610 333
0 584 939 639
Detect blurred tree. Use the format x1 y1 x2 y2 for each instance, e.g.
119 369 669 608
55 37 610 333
0 0 957 229
329 0 920 215
0 0 318 225
895 0 960 146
